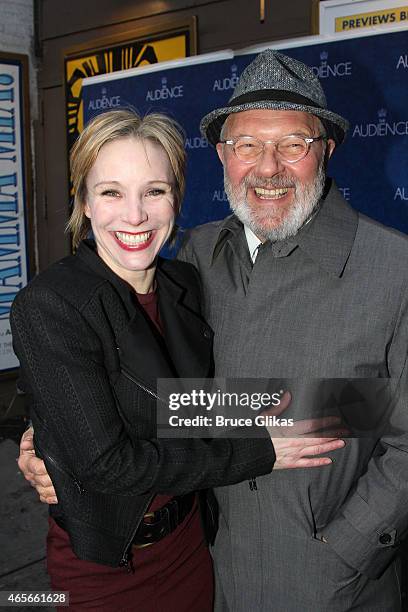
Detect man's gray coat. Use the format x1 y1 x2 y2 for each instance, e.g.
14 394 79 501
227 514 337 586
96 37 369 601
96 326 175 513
178 181 408 611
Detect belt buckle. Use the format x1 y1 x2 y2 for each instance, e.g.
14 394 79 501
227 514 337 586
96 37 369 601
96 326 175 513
132 510 158 549
133 499 179 549
132 512 155 549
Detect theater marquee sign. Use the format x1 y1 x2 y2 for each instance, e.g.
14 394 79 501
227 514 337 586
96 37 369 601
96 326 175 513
0 52 31 373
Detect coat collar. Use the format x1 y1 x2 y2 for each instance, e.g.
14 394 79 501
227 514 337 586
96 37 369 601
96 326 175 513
296 180 358 277
211 179 358 278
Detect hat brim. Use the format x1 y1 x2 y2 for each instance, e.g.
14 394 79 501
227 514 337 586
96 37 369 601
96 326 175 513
200 100 349 146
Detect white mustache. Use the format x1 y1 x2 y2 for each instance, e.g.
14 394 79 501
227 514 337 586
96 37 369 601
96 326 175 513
243 176 297 190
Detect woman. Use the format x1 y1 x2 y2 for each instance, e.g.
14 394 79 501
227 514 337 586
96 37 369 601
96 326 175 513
10 109 276 611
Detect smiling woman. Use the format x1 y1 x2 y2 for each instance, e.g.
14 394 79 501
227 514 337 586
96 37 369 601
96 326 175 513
83 137 176 292
68 109 186 254
9 109 277 611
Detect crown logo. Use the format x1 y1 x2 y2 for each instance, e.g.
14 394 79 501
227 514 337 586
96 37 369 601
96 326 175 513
320 51 328 62
231 64 237 73
378 108 387 122
161 76 168 86
101 87 107 96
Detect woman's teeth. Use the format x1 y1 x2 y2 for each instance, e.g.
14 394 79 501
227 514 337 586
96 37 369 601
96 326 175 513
115 231 152 245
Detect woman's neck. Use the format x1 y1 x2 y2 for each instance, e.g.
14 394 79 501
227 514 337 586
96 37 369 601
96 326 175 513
127 267 156 294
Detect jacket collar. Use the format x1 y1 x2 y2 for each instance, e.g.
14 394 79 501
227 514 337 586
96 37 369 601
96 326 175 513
76 240 187 317
76 241 211 383
211 179 358 278
76 240 142 318
156 261 214 379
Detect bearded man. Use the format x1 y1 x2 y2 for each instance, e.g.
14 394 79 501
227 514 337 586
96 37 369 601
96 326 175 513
19 50 408 611
177 50 408 611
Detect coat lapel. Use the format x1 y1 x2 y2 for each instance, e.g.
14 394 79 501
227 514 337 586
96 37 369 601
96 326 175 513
76 242 211 386
157 264 213 379
116 307 176 391
116 262 213 388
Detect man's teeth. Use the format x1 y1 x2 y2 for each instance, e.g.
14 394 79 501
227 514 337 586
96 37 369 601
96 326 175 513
254 187 289 199
115 231 152 245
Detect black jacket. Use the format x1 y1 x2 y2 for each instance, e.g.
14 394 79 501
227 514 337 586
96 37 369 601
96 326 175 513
11 241 274 566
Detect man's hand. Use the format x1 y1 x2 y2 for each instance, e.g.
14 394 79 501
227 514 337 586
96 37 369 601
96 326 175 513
18 428 58 504
265 392 346 469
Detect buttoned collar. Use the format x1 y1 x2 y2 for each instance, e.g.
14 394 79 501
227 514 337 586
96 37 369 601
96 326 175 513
211 179 358 277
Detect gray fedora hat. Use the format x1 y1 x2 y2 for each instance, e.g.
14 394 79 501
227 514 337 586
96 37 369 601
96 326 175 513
200 49 349 146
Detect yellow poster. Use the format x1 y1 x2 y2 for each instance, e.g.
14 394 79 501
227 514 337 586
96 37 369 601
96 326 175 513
335 6 408 31
65 32 191 151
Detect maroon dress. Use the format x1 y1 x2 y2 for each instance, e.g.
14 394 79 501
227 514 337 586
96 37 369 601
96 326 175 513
47 290 214 611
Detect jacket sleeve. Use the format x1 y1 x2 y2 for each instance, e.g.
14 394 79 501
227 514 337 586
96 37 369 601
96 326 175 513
321 295 408 578
11 283 275 498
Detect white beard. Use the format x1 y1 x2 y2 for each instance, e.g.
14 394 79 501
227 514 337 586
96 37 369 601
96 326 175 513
224 157 326 242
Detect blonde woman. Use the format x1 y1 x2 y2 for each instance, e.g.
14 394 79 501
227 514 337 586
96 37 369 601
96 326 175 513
10 109 271 610
13 109 344 611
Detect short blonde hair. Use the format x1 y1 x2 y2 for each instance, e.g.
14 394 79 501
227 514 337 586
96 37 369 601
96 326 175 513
67 109 186 247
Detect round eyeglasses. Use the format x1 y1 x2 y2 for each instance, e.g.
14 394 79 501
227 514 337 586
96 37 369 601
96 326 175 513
219 134 327 164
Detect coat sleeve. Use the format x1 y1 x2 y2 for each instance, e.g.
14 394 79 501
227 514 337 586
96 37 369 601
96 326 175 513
321 294 408 578
177 229 200 267
11 283 275 498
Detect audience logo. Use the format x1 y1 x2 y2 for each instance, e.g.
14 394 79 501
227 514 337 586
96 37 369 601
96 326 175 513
338 186 352 201
396 54 408 69
394 187 408 201
145 76 183 101
311 51 352 78
88 87 121 112
213 64 239 92
185 135 209 149
212 190 228 202
353 109 408 137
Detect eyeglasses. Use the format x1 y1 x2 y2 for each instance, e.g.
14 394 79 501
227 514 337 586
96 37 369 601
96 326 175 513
219 134 327 164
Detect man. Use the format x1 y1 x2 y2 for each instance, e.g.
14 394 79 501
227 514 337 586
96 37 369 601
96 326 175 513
20 50 408 611
180 50 408 611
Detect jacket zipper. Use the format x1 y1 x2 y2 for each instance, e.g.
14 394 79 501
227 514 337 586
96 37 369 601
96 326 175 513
121 367 165 403
40 444 155 572
38 443 154 572
119 367 162 571
37 447 85 495
119 493 154 572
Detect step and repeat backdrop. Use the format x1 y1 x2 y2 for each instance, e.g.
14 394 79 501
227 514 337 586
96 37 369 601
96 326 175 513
82 29 408 247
